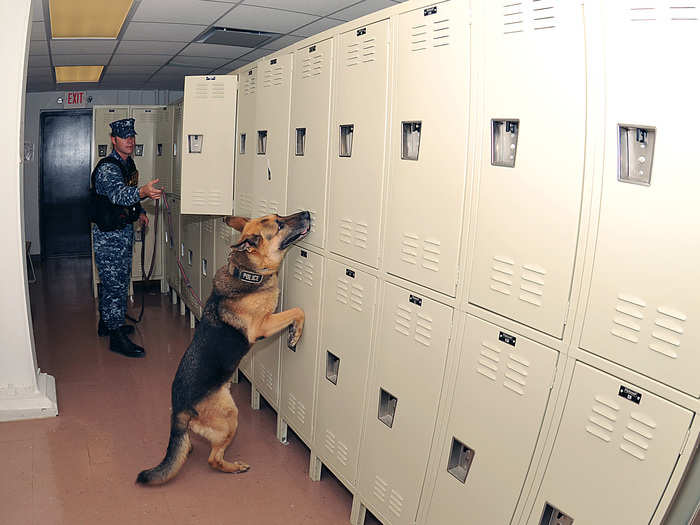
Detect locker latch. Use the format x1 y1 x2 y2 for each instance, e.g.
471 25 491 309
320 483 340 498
378 388 398 428
257 130 267 155
401 121 422 161
539 504 574 525
447 438 475 483
618 124 655 186
188 134 203 154
491 119 519 167
326 351 340 385
339 125 354 157
296 128 306 156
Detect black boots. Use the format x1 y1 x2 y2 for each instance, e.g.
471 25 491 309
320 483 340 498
98 319 135 337
109 329 146 358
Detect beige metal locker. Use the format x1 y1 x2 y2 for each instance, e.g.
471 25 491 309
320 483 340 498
580 1 700 398
384 0 469 298
280 247 325 444
181 75 237 216
328 20 391 269
214 215 233 274
234 66 257 219
130 107 163 281
253 55 292 217
180 214 202 317
92 106 129 166
172 102 183 197
425 314 558 525
526 362 693 525
314 259 378 486
468 0 586 337
155 105 173 192
164 194 181 294
287 38 334 248
253 331 281 408
200 218 215 303
358 282 453 525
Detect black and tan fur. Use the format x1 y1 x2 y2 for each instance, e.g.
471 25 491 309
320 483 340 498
136 211 310 485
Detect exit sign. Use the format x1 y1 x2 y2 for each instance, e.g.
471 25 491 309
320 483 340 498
63 91 87 108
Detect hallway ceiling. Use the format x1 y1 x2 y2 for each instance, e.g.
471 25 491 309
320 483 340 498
27 0 404 92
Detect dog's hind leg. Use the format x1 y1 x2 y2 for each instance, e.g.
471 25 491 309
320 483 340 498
190 385 250 474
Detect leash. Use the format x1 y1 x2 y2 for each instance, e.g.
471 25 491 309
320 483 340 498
126 198 160 324
162 192 204 308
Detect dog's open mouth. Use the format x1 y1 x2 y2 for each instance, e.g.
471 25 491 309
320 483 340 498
281 225 310 249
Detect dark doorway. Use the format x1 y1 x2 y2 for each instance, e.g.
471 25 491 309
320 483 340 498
40 110 92 258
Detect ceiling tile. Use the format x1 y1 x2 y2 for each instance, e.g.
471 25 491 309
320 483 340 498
180 43 252 59
116 41 186 56
51 40 117 55
332 0 396 21
106 65 163 75
53 55 111 66
27 67 53 79
31 21 47 41
154 65 212 77
110 54 173 66
261 34 304 51
291 17 344 37
170 55 228 68
243 0 359 17
28 55 51 67
217 5 318 34
122 22 208 42
32 0 45 21
132 0 233 25
29 40 50 56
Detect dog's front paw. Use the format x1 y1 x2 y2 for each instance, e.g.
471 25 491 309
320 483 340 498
287 322 302 350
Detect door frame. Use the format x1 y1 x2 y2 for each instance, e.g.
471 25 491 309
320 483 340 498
39 109 93 259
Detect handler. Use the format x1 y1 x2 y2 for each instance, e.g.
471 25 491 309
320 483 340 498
91 118 163 358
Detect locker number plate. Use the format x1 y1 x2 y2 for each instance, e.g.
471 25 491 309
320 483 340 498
499 331 516 346
619 386 642 404
409 294 422 307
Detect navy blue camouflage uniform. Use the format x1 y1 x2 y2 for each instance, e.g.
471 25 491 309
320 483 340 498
93 145 144 331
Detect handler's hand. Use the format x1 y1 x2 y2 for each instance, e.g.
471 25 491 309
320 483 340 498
139 178 163 200
138 213 149 228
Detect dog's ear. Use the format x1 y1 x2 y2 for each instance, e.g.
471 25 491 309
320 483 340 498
231 234 261 253
224 216 249 232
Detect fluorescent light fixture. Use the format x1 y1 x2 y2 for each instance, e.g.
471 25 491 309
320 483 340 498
50 0 133 38
197 27 279 47
55 66 104 83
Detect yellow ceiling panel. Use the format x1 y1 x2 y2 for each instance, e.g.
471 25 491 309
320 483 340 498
55 66 104 83
50 0 133 38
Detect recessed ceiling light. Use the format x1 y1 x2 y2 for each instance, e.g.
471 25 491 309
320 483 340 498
197 27 279 48
55 66 104 83
50 0 133 39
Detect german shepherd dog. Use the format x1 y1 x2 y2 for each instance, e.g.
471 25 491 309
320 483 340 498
136 211 311 485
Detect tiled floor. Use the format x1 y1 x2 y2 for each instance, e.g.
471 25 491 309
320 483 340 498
1 257 380 525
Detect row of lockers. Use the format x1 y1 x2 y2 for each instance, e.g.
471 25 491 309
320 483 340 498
158 0 700 523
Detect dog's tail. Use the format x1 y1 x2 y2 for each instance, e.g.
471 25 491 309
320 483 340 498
136 411 192 485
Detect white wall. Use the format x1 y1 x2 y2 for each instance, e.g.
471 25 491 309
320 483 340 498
23 89 183 255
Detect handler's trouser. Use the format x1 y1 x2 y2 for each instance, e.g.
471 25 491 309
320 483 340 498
93 223 134 331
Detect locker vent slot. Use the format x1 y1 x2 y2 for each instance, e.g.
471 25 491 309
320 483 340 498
415 312 433 347
194 81 226 99
388 489 404 518
669 4 698 21
292 256 314 287
326 351 340 384
394 304 412 336
410 17 451 51
287 392 306 425
240 133 246 154
503 1 557 34
324 429 337 455
263 63 284 87
302 52 324 78
585 395 620 443
432 17 451 47
257 130 267 155
350 283 364 312
519 264 546 307
338 218 368 248
238 194 254 218
477 340 502 381
255 199 280 217
345 37 376 67
295 128 306 156
336 279 350 305
539 504 573 525
339 124 354 157
373 475 388 502
503 353 530 395
203 220 213 233
261 364 274 392
447 438 475 483
620 412 656 460
244 74 257 95
378 388 397 428
650 307 686 359
336 440 349 465
611 294 646 344
410 23 428 51
489 255 515 296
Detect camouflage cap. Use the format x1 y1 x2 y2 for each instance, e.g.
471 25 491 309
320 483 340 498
109 118 137 138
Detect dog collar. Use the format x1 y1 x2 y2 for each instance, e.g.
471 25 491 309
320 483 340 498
232 267 264 284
